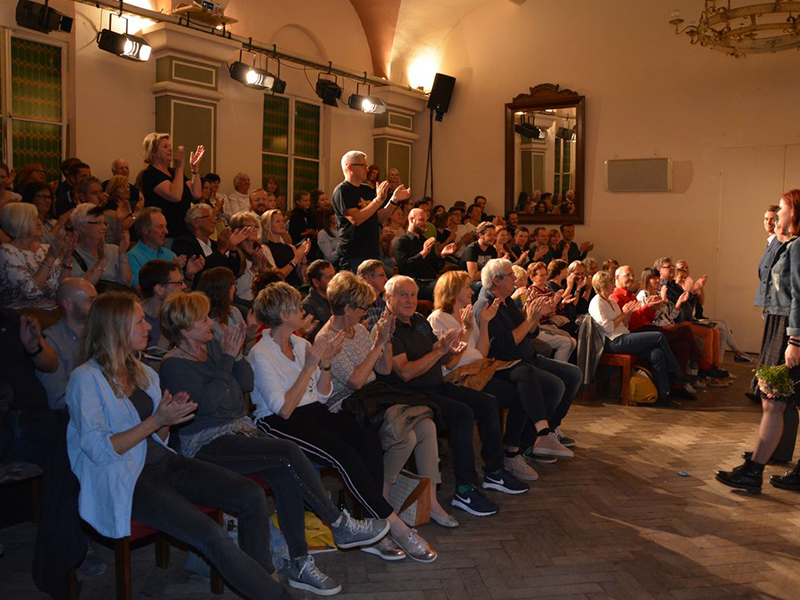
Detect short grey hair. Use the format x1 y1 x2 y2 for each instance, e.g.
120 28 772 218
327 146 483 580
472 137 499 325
233 172 250 188
185 203 212 227
481 258 513 290
567 260 585 274
340 150 367 175
70 202 97 230
357 259 385 277
384 275 416 298
76 176 102 197
654 256 672 269
1 202 37 240
253 281 301 328
583 256 598 269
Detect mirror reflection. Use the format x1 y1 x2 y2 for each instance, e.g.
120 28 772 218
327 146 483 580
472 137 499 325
513 107 578 216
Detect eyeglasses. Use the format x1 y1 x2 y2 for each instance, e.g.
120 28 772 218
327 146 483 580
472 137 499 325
164 279 185 287
86 220 105 226
349 163 368 168
34 193 52 200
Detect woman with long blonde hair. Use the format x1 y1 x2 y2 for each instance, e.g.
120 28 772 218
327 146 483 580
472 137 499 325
260 208 310 287
66 292 289 600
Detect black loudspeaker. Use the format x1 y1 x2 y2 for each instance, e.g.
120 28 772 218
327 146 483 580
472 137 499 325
427 73 456 116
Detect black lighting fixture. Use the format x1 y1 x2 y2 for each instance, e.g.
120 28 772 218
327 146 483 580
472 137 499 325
15 0 73 34
229 49 285 92
515 115 545 140
315 72 342 107
347 81 386 114
556 126 573 140
97 14 151 62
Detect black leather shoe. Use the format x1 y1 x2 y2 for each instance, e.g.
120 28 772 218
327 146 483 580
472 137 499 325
740 451 789 466
716 459 763 494
655 395 681 409
770 464 800 491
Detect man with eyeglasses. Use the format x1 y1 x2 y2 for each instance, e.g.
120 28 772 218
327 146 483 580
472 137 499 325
332 151 410 273
139 259 187 352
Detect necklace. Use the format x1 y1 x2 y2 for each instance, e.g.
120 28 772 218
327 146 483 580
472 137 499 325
177 343 207 362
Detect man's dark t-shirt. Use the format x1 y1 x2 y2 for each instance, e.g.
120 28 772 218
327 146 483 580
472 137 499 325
141 165 193 238
381 314 444 389
461 242 498 271
332 181 380 260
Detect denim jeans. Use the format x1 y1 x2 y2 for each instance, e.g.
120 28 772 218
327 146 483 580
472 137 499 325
132 453 290 600
195 433 340 560
605 331 678 396
419 382 504 486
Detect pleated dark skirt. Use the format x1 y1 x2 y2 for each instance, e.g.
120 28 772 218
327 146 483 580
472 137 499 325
755 313 799 404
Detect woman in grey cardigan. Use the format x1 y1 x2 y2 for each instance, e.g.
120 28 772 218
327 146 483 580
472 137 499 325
716 190 800 494
158 292 389 597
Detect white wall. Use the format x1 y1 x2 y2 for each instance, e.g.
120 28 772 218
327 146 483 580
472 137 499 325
411 0 800 350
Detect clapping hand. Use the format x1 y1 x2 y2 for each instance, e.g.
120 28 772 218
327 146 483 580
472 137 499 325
185 255 205 276
376 180 390 203
481 298 502 322
441 242 457 257
421 236 436 257
306 330 345 368
621 300 640 315
459 304 473 329
526 295 547 322
372 313 395 346
390 185 411 203
221 322 246 357
154 390 197 427
433 329 461 356
296 312 319 338
646 294 664 309
19 314 42 354
190 145 205 170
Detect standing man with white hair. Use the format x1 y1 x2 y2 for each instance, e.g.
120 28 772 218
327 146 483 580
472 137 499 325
224 172 252 220
333 151 410 272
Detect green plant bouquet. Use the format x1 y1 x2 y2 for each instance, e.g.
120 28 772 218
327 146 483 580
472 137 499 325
756 364 796 399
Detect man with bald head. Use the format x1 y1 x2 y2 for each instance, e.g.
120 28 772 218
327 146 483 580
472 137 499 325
102 158 141 204
393 207 456 300
36 278 98 410
609 265 701 396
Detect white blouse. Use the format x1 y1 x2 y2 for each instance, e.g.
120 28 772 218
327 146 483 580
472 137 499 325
588 294 629 340
427 309 483 374
248 332 331 420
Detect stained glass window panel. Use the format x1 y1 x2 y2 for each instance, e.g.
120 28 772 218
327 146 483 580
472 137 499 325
11 38 62 122
293 158 319 197
12 121 61 181
262 154 288 196
294 101 319 159
263 95 289 154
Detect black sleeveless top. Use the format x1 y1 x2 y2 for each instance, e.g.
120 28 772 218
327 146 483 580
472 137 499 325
129 388 170 465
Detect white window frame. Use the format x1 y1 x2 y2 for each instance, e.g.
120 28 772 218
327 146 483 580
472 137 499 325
262 93 322 207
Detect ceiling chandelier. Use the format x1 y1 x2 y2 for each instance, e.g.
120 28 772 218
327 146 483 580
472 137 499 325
669 0 800 57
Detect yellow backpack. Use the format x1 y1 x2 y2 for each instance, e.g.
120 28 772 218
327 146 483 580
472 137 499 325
630 366 658 405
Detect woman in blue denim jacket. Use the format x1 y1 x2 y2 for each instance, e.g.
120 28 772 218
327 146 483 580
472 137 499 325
717 190 800 495
66 292 290 600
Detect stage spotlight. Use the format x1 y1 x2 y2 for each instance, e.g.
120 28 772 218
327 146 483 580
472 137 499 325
347 94 386 114
515 122 545 140
15 0 73 34
230 61 275 90
316 78 342 107
97 29 151 62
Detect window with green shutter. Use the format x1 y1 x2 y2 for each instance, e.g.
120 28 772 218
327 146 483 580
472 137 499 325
1 33 65 182
262 94 320 207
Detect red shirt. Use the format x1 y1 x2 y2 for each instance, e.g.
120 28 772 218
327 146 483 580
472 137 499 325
609 287 656 332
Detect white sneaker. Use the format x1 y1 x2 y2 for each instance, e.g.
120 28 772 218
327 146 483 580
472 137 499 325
533 433 574 458
504 454 539 481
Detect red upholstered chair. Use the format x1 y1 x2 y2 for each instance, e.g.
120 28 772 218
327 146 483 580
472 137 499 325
70 508 225 600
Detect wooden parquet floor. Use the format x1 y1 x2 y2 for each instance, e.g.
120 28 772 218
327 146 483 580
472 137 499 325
2 356 800 600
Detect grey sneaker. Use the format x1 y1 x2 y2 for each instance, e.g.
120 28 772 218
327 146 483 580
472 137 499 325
330 509 390 549
288 555 342 596
504 453 539 481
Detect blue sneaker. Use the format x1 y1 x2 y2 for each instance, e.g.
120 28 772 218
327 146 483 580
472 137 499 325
482 469 530 495
451 485 499 516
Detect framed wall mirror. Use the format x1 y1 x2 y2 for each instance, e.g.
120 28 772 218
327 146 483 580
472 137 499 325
505 84 585 224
